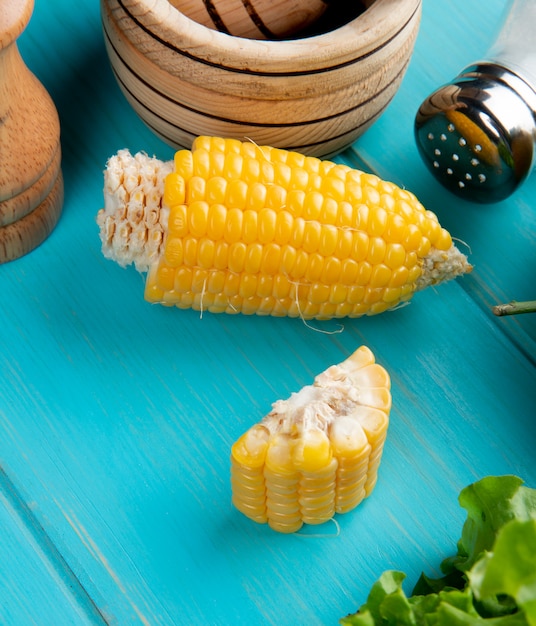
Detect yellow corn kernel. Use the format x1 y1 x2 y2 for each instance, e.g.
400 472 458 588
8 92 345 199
164 237 183 267
230 346 391 532
242 210 258 243
168 204 188 237
98 139 472 316
174 149 194 180
322 256 342 285
245 182 266 210
299 459 337 524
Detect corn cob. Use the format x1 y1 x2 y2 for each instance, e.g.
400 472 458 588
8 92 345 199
231 345 390 533
97 136 471 319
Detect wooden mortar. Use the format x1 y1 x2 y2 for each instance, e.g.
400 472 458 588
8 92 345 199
0 0 63 263
101 0 421 158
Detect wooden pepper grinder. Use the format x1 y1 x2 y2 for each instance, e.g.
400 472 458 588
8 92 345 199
0 0 63 263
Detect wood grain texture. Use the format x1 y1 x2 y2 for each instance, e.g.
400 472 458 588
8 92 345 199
168 0 328 39
1 0 535 624
0 0 63 261
100 0 421 156
0 468 108 625
0 172 64 263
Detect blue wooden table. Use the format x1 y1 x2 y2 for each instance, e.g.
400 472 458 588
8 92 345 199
2 1 535 624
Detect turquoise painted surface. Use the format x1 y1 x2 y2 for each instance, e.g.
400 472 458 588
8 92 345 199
1 0 535 624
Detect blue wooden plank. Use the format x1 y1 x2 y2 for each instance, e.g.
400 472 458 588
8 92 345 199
2 269 535 625
1 0 535 624
0 469 106 625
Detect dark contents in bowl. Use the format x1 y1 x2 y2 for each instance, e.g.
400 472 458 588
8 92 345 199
287 0 373 39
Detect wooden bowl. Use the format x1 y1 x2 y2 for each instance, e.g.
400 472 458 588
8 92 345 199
101 0 421 158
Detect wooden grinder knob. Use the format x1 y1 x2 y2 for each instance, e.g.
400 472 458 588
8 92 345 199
0 0 63 263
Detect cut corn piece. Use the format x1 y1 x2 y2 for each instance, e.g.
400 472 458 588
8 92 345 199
97 137 471 319
230 345 391 533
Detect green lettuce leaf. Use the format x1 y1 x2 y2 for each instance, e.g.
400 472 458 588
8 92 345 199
341 476 536 625
469 519 536 625
443 476 536 575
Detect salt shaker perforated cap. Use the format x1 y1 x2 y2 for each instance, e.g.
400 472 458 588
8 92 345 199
414 0 536 203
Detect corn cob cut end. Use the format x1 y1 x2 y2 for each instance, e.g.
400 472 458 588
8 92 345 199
416 243 472 291
231 346 391 533
97 150 173 272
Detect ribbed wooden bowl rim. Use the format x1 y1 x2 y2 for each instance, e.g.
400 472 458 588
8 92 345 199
119 0 421 73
